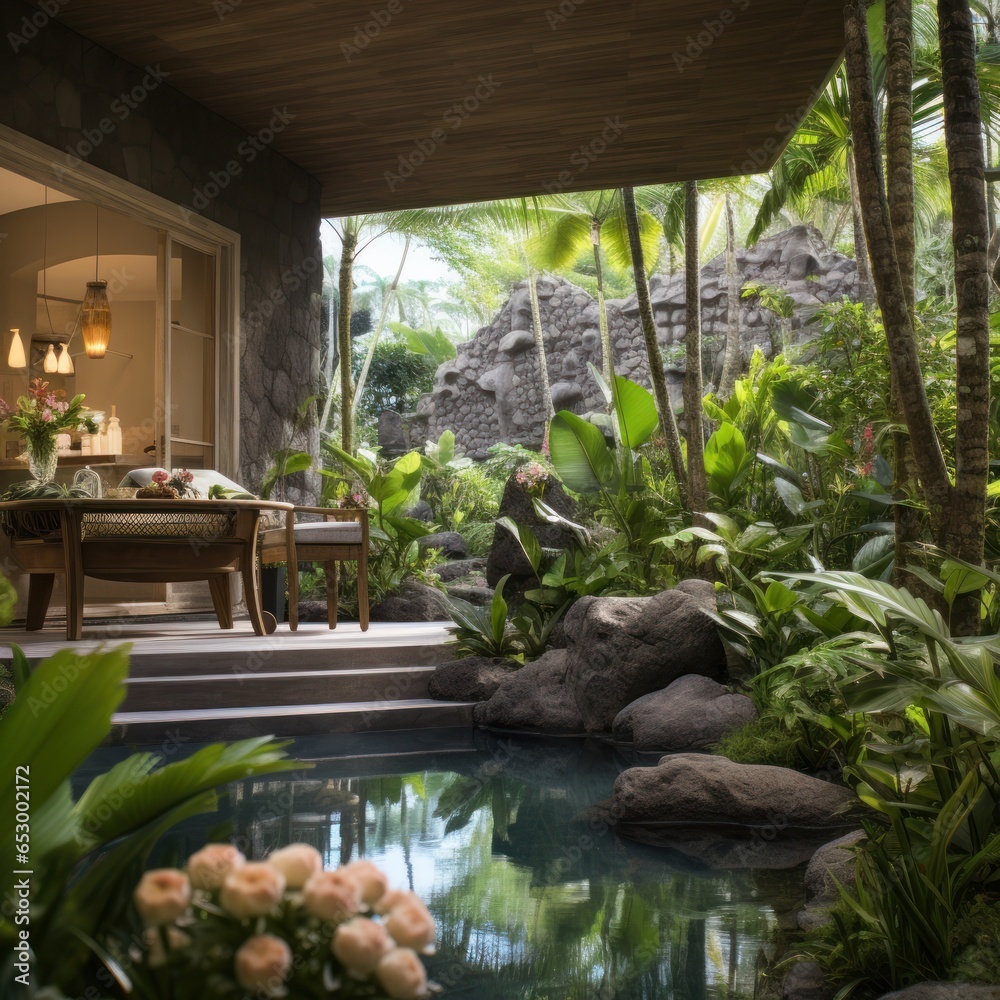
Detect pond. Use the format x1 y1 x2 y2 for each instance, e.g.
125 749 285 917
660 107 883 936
82 730 805 1000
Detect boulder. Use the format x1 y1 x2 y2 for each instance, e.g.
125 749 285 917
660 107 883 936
474 649 584 733
405 499 434 521
432 557 486 582
565 587 727 732
429 656 519 702
377 409 407 455
486 474 578 591
417 531 468 560
877 988 1000 1000
804 829 865 898
446 585 494 605
612 754 857 832
612 675 757 751
783 962 834 1000
370 581 451 622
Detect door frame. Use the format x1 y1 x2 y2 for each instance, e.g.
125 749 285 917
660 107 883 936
0 123 241 478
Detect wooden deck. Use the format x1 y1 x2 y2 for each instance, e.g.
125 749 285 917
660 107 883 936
1 618 476 744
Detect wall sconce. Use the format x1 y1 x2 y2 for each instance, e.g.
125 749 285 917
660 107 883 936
7 328 26 369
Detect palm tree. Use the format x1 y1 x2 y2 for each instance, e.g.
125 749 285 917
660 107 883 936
622 185 687 493
528 189 660 385
684 180 709 518
844 0 991 633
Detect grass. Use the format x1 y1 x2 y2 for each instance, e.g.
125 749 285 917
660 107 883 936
712 715 804 769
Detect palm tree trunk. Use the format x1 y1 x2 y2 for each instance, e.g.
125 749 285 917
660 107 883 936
939 0 991 633
338 229 357 453
847 152 876 307
885 0 926 592
844 0 953 538
719 192 742 399
528 269 555 417
621 185 687 493
354 235 410 405
592 220 614 385
684 180 709 517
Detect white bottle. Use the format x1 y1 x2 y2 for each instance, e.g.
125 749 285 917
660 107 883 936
80 433 91 456
106 406 122 456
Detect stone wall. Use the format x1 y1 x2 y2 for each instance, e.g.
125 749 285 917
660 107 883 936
0 0 322 493
412 226 859 456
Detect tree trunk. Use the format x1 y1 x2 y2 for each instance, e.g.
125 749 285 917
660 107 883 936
354 235 410 405
844 0 953 533
528 269 555 417
592 221 614 386
719 192 742 399
684 180 709 517
338 229 357 453
939 0 991 633
847 151 876 307
885 0 926 592
621 185 687 494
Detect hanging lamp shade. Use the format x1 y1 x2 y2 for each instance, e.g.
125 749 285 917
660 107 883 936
57 344 74 374
7 329 26 369
42 344 58 373
81 280 111 358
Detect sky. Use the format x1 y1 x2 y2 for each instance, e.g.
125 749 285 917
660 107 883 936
320 222 456 285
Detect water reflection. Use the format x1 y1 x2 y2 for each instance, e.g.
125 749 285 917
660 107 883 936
212 734 801 1000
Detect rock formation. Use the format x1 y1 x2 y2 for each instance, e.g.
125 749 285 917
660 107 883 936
407 226 860 457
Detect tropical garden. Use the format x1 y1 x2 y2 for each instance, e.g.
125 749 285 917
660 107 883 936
5 0 1000 997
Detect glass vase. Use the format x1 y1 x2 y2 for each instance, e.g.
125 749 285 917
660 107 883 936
26 436 58 484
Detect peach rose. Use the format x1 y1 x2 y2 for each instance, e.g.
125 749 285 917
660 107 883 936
220 863 286 919
376 947 429 1000
302 869 362 922
340 859 389 907
373 888 419 915
266 843 323 889
143 926 190 968
187 843 246 891
234 934 292 995
331 916 392 975
134 869 191 927
385 898 435 952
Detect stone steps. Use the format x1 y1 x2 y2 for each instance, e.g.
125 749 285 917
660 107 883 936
120 665 436 712
110 698 476 744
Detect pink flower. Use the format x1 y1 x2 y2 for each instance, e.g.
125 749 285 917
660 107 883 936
234 934 292 995
152 470 169 485
134 869 192 926
40 409 53 422
55 401 68 413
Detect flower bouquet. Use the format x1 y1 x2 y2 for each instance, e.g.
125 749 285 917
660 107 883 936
123 842 437 999
0 378 97 483
135 469 197 500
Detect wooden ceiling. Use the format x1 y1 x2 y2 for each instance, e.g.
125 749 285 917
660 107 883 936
46 1 844 216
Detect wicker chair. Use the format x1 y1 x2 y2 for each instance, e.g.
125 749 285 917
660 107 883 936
260 506 370 631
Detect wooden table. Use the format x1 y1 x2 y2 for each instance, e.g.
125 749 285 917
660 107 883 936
0 498 294 640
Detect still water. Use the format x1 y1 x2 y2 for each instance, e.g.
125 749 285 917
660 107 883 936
88 730 804 1000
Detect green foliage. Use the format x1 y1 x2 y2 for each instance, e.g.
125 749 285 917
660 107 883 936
259 448 312 500
447 574 523 659
712 716 804 769
389 320 457 367
352 336 436 417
